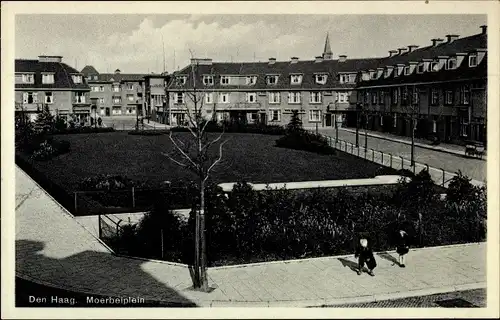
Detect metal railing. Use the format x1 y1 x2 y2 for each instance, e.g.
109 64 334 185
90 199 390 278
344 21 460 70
320 134 459 188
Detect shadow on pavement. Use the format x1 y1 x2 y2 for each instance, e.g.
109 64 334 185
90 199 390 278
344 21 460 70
337 257 359 273
15 240 197 308
377 251 400 267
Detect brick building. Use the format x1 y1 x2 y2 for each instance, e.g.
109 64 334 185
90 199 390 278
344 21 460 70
166 35 380 128
355 25 487 144
15 56 90 121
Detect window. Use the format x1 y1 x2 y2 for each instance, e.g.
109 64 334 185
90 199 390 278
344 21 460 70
309 110 322 122
152 94 163 106
220 76 230 85
245 76 257 85
339 74 350 84
384 69 391 77
177 76 187 85
113 96 122 104
370 72 377 80
432 120 437 133
219 93 229 104
445 90 454 105
371 92 378 104
42 73 54 84
72 75 83 84
175 93 185 104
430 62 439 72
393 113 397 128
338 92 348 103
460 86 470 105
404 66 411 76
203 75 214 86
127 94 134 102
127 83 134 90
380 115 384 126
22 74 34 84
269 109 281 122
112 85 120 92
112 107 122 115
402 87 409 105
75 92 85 103
417 63 425 74
44 92 53 104
460 117 469 137
246 92 257 103
100 107 105 115
126 107 136 115
379 91 385 105
268 92 280 104
290 75 303 85
99 98 105 104
391 88 399 105
99 86 104 92
93 75 98 80
469 54 478 67
412 89 419 105
267 75 278 85
316 74 327 84
250 112 258 121
92 86 99 92
288 92 301 104
310 92 321 104
430 88 439 105
447 58 457 70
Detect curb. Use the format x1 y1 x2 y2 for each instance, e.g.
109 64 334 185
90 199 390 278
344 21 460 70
340 128 486 161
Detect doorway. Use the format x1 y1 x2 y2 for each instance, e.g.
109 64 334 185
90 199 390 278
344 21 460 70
325 114 332 127
105 108 110 116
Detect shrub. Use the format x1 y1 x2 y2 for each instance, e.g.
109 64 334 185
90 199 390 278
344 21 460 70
30 138 71 161
127 130 167 136
53 127 115 134
33 105 55 133
276 131 336 155
54 116 67 131
79 174 135 191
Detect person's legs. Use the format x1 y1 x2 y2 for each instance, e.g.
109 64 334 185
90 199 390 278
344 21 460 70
401 254 406 267
357 258 364 275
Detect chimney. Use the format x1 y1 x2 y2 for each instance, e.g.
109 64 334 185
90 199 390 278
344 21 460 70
315 56 324 63
338 55 347 62
480 25 487 34
445 34 460 43
114 69 121 74
38 55 63 63
431 38 444 46
398 48 408 55
407 45 419 53
268 57 276 65
388 50 398 57
290 57 299 64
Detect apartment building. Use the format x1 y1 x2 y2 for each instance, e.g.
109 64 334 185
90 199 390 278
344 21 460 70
355 25 487 144
81 66 146 118
15 55 90 121
144 74 169 123
167 35 381 127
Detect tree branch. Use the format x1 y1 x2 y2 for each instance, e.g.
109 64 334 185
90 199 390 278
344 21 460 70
168 131 199 170
204 139 228 182
161 152 188 168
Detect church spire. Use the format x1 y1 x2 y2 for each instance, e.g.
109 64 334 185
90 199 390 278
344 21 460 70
323 32 333 60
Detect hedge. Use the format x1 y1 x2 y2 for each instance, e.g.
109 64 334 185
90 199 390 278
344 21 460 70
52 127 115 135
276 131 336 155
170 121 286 135
127 130 169 136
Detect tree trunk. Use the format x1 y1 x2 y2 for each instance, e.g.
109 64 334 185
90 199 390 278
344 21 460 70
193 195 201 288
199 179 208 291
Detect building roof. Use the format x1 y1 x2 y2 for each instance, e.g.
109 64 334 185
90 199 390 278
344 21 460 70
15 59 90 90
169 57 383 91
324 33 333 56
81 65 99 76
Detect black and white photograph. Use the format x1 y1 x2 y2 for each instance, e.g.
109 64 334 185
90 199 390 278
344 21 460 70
2 1 499 318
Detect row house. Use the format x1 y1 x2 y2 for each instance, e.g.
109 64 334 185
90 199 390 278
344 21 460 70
166 36 381 127
15 56 90 121
81 66 146 118
144 74 169 123
355 25 487 144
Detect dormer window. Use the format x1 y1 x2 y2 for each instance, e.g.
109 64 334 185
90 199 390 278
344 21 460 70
72 75 82 84
404 66 411 76
430 61 439 72
446 58 457 70
267 75 279 85
469 54 478 67
370 71 377 80
203 75 214 86
417 63 425 74
42 73 55 84
384 69 391 77
246 76 257 85
93 75 98 80
290 74 303 85
220 76 230 85
339 74 353 84
316 74 328 84
177 76 187 85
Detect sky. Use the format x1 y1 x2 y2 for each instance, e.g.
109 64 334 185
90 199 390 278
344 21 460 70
15 14 486 74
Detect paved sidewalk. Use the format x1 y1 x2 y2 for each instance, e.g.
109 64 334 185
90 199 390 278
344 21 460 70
15 166 486 307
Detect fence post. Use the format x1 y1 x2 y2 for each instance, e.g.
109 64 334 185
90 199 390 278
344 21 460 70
74 192 78 214
426 164 429 172
400 156 404 170
389 153 393 168
117 220 123 237
98 214 102 239
381 152 384 165
413 163 416 175
441 168 445 186
351 143 353 154
161 229 164 259
132 187 136 208
357 145 360 157
372 149 375 162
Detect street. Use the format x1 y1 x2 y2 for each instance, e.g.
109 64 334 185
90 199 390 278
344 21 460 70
319 128 486 182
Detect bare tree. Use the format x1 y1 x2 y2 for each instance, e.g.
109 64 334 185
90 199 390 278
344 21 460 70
400 85 421 167
161 51 227 291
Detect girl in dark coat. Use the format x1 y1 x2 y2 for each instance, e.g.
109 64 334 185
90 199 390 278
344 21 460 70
395 230 410 267
355 237 377 276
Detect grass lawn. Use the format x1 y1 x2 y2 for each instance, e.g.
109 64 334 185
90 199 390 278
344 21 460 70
25 131 396 192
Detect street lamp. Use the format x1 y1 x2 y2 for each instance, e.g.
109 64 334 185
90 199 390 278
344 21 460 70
355 102 362 147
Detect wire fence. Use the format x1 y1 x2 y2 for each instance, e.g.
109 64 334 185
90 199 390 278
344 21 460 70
319 134 459 188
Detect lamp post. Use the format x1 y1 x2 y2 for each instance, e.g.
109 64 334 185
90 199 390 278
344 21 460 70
364 110 368 151
355 102 362 147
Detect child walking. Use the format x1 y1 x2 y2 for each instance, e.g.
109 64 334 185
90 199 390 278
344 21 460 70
355 237 377 276
396 230 410 267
